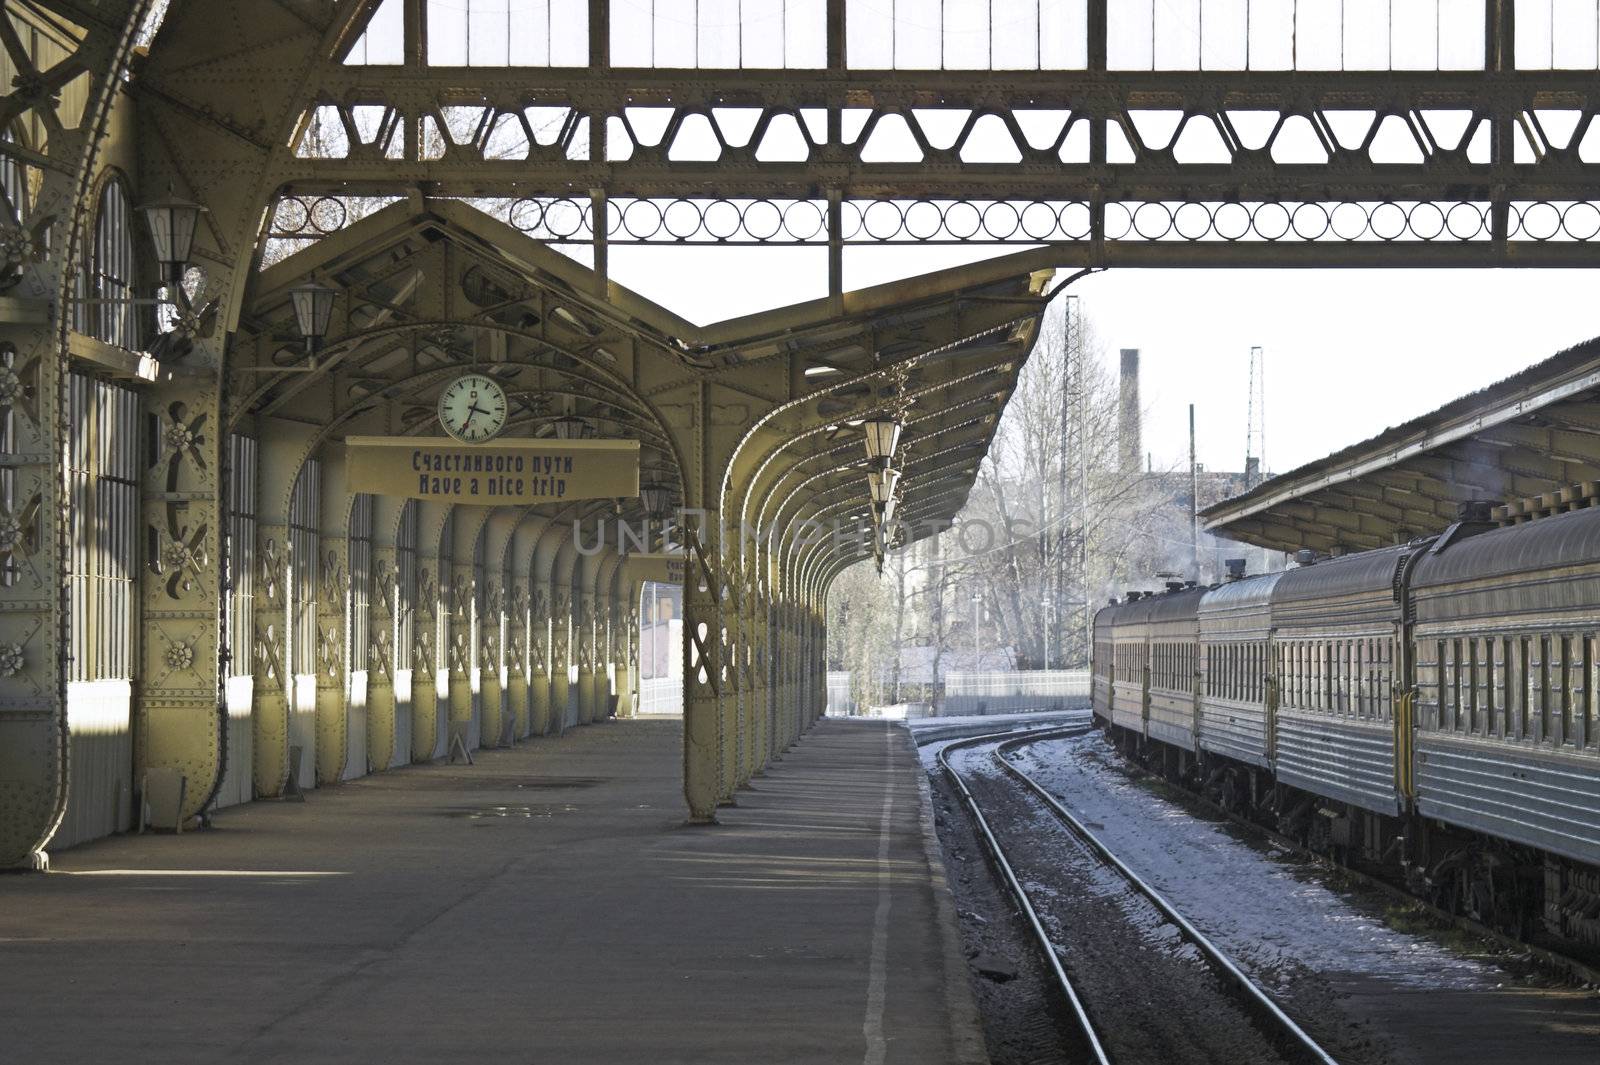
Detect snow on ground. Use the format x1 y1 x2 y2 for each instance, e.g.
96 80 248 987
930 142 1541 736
1008 733 1494 992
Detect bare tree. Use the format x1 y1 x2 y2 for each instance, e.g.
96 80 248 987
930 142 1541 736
827 294 1194 708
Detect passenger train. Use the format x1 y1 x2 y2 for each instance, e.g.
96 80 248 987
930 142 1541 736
1092 500 1600 950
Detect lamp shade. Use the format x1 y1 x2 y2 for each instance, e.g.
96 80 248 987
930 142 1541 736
862 418 902 463
867 466 900 504
137 193 206 271
640 483 672 519
289 281 337 340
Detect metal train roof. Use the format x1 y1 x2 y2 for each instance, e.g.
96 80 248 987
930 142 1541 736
1412 505 1600 590
1202 336 1600 555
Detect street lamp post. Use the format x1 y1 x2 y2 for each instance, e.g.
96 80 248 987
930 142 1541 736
971 590 981 667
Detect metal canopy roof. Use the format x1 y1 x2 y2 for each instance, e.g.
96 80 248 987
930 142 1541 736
1202 336 1600 554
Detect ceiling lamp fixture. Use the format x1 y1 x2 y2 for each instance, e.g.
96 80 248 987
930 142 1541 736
868 466 900 505
289 281 337 354
861 417 902 468
137 190 206 286
640 483 673 520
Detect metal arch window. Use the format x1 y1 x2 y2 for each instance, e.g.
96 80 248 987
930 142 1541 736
0 345 17 589
226 435 259 678
426 0 588 67
0 131 29 228
349 494 374 674
396 501 417 661
65 374 139 682
84 177 139 351
289 460 321 677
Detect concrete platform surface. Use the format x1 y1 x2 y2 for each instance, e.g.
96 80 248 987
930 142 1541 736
0 718 987 1065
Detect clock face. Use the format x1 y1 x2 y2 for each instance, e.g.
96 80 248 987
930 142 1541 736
437 374 508 443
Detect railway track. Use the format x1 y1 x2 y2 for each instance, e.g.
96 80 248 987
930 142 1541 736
935 724 1340 1065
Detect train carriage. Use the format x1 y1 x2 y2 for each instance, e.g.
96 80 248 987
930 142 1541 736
1107 595 1152 736
1197 573 1281 769
1092 608 1115 727
1146 587 1206 751
1410 509 1600 871
1270 545 1418 818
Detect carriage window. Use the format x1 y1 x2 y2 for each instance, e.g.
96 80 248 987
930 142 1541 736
1529 630 1542 738
1490 637 1505 737
1338 640 1348 716
1452 639 1464 731
1322 641 1332 712
1585 635 1597 749
1471 637 1484 734
1355 640 1367 719
1440 639 1452 729
1514 636 1529 740
1558 635 1574 745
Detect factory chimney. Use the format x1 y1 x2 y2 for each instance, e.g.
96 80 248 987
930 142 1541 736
1119 348 1141 474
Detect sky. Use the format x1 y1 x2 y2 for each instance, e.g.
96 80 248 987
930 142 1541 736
596 248 1599 481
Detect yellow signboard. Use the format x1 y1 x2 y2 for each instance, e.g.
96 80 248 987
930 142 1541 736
346 437 640 505
626 552 686 584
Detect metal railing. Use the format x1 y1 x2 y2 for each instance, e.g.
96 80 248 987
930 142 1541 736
941 670 1091 717
825 671 856 717
639 676 682 715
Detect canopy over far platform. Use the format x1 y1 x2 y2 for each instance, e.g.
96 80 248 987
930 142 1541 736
1202 337 1600 555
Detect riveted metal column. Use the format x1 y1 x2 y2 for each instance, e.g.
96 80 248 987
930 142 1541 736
366 497 402 770
506 532 532 739
683 509 724 822
575 577 597 726
531 582 552 735
480 511 520 747
778 597 797 751
719 525 744 798
550 580 573 736
746 568 768 776
445 513 480 750
581 589 602 724
251 429 316 797
529 518 562 736
313 457 351 784
0 0 149 872
616 575 638 718
138 364 227 829
597 552 623 720
479 570 505 747
411 503 450 762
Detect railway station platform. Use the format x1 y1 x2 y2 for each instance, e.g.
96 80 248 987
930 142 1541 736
0 718 986 1065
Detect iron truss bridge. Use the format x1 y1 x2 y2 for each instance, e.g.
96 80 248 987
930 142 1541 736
245 3 1600 273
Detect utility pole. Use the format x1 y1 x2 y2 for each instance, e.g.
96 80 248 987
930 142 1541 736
1246 345 1266 487
1055 295 1076 670
1190 403 1200 584
1075 301 1090 669
971 590 982 668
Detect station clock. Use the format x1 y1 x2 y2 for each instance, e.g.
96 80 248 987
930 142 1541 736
437 373 509 443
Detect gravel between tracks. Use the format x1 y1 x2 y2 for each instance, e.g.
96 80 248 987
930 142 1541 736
945 737 1315 1065
922 736 1088 1065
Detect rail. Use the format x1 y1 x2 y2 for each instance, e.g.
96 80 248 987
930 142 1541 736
936 723 1341 1065
935 725 1111 1065
993 728 1340 1065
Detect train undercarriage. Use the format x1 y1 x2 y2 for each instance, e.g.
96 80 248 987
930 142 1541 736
1102 721 1600 961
